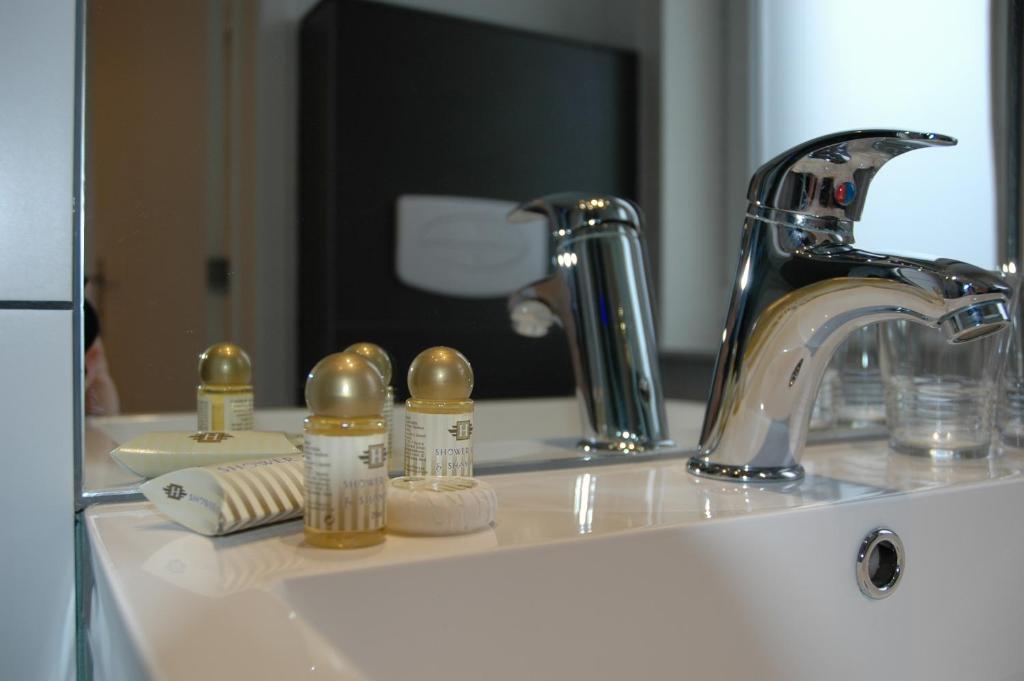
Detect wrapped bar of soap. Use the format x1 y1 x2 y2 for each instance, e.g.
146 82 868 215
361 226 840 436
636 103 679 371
140 455 304 536
111 431 299 478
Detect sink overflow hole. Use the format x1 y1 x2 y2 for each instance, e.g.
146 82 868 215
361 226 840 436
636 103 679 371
856 528 905 600
868 540 899 589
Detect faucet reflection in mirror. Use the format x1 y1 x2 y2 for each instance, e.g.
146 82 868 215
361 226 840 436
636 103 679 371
507 193 672 453
692 130 1012 482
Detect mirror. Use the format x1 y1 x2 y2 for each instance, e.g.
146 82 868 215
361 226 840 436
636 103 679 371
81 0 1001 497
83 0 663 494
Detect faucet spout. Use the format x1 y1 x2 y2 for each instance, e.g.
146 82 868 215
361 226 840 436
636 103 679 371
690 129 1012 482
507 193 672 452
695 235 1010 481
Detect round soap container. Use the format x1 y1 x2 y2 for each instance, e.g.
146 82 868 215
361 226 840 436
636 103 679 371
303 352 388 549
387 476 497 536
197 342 253 431
403 346 474 477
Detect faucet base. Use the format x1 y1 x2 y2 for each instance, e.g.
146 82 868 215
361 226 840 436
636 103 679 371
687 458 805 483
579 438 676 454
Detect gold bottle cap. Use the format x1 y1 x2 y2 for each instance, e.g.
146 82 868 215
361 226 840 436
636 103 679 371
344 342 393 385
305 352 385 418
407 346 473 400
198 342 252 386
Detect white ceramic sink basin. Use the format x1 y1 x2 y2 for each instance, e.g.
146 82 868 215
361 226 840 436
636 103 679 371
85 426 1024 681
276 476 1024 681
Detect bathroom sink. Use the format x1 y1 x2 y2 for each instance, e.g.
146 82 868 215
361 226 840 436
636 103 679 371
84 437 1024 680
276 476 1024 681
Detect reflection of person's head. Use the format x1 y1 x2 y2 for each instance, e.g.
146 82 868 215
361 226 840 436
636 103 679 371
84 297 120 416
85 297 99 354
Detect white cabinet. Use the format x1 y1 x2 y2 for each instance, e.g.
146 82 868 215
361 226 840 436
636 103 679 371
0 310 75 680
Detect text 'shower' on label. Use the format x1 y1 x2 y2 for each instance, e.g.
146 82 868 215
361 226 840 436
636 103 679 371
304 433 388 532
404 411 473 477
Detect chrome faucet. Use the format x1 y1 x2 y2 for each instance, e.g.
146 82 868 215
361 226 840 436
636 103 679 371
690 130 1012 482
507 193 672 452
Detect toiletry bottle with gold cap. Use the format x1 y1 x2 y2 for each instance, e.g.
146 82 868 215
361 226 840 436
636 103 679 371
197 342 254 431
345 342 394 467
405 346 474 477
303 352 388 549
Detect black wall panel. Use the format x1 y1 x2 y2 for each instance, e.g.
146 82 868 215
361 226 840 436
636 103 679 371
299 0 637 400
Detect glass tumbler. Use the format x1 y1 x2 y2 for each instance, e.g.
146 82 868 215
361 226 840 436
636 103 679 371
880 320 1008 459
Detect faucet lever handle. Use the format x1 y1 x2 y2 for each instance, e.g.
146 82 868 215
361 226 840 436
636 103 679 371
508 192 642 238
748 129 957 223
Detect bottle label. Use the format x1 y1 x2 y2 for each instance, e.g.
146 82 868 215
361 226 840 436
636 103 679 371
198 391 254 431
383 389 394 467
197 395 212 431
224 393 254 430
403 411 473 477
303 433 388 532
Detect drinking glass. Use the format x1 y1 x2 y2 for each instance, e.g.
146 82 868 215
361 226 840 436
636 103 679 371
880 320 1008 459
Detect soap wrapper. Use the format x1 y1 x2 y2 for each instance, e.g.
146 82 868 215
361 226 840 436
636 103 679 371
141 455 304 536
111 430 299 478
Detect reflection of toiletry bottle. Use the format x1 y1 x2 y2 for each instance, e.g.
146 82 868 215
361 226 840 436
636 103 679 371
404 346 474 477
345 342 394 467
303 352 388 549
197 343 254 431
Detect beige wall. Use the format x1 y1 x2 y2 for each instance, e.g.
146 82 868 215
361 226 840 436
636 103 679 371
87 0 211 412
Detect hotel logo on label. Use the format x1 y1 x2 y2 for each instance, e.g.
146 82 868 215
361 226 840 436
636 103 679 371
190 432 234 444
359 443 386 468
448 420 473 441
163 483 187 500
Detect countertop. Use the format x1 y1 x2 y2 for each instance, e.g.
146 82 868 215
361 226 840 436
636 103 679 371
84 436 1024 680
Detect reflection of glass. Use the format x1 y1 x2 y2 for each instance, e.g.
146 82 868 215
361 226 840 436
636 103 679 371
833 324 886 427
693 478 804 520
998 277 1024 448
880 321 1007 459
809 368 838 430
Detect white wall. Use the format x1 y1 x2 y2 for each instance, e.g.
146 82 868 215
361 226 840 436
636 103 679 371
659 0 998 354
251 0 313 406
0 2 75 302
754 0 996 269
658 0 741 354
0 2 77 679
